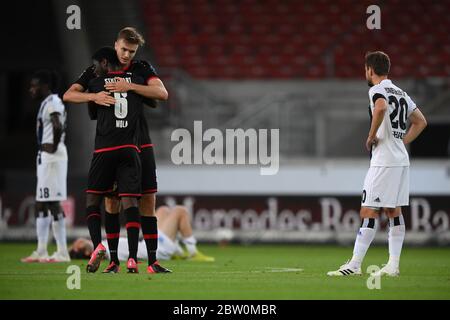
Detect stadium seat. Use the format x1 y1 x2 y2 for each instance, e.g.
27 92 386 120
141 0 450 79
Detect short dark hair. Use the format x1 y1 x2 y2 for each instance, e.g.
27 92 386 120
32 70 59 92
117 27 145 46
92 46 120 68
69 248 90 260
365 51 390 76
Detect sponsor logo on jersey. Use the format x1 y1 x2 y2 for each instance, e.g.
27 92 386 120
116 120 128 128
392 131 405 139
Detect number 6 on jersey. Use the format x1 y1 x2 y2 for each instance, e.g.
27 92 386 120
114 92 128 119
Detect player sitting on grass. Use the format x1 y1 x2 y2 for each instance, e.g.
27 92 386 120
69 205 214 271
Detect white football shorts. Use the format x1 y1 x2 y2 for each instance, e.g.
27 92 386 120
36 153 67 202
361 166 409 208
156 230 178 261
112 231 179 262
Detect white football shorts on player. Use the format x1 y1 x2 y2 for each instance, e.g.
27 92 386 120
156 230 179 260
36 154 68 202
361 166 409 208
114 231 179 261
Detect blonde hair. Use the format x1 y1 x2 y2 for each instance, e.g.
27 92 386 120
117 27 145 46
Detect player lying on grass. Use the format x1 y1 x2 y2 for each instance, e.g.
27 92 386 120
69 205 214 272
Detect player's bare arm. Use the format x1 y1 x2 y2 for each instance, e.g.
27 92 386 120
63 83 116 106
403 108 427 145
366 97 387 151
104 77 168 100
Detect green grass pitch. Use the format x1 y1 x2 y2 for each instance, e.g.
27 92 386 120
0 243 449 300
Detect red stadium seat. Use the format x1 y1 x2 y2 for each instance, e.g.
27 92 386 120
141 0 450 79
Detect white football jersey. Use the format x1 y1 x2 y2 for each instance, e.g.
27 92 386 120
36 94 67 160
368 79 417 167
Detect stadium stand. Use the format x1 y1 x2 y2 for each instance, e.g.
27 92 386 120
0 0 449 251
142 0 450 79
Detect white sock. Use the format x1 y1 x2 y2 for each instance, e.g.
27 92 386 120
182 235 198 255
388 215 405 269
350 218 378 269
36 212 51 254
52 213 68 255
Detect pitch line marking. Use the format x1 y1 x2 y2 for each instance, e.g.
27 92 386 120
212 267 303 274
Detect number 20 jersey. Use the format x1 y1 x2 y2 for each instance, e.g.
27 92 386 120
368 79 417 167
87 72 145 151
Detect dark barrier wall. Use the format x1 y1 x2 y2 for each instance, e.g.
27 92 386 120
1 190 449 244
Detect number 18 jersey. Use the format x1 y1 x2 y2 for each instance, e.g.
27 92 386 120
368 79 417 167
88 72 145 151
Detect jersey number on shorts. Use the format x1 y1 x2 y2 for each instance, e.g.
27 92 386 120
113 92 128 119
39 187 50 199
388 96 408 131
